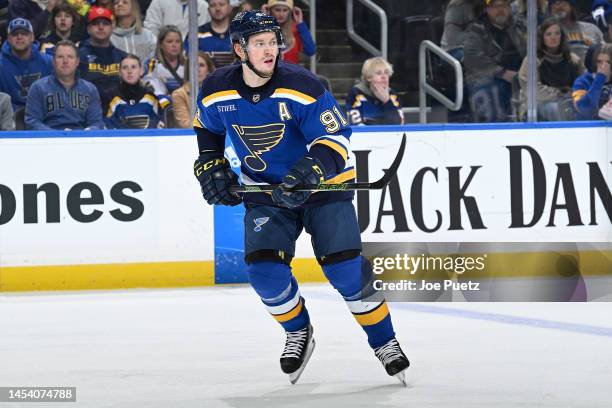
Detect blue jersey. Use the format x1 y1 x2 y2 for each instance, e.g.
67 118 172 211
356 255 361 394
194 61 354 207
346 82 403 125
104 83 162 129
185 22 232 53
572 72 612 120
0 41 53 109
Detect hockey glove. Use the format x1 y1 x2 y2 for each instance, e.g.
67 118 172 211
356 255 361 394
272 156 325 208
194 155 242 206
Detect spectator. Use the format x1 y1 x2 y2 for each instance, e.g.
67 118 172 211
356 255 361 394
171 51 214 128
232 0 254 17
572 43 612 119
548 0 603 62
144 25 185 97
518 18 585 121
0 18 53 111
25 40 104 130
103 54 164 128
8 0 58 38
144 0 210 38
464 0 526 122
0 92 16 130
345 57 404 125
511 0 548 26
264 0 315 64
591 0 612 42
440 0 483 60
94 0 113 10
111 0 157 62
40 1 85 55
188 0 232 53
78 6 127 107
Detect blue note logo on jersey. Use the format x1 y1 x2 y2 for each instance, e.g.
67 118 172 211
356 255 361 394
253 217 270 232
232 123 285 172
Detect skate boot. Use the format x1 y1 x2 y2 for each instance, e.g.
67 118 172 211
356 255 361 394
280 324 315 384
374 338 410 386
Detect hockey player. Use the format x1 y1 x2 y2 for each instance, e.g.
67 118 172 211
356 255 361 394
193 10 410 385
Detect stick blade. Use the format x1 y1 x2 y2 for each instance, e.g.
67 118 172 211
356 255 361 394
370 133 406 189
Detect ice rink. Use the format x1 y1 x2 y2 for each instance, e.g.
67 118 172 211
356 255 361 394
1 284 611 408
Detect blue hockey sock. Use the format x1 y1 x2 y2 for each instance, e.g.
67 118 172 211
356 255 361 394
247 261 310 332
322 256 396 349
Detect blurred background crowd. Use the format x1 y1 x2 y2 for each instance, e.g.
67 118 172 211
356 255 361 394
0 0 611 131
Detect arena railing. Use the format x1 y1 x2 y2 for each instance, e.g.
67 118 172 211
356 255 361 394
346 0 388 59
418 40 463 124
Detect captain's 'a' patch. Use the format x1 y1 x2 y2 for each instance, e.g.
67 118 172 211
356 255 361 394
232 123 285 172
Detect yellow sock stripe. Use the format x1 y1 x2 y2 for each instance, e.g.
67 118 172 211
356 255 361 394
272 298 303 323
353 301 389 326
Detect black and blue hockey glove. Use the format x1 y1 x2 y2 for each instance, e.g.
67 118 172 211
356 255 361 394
272 156 325 208
194 155 242 206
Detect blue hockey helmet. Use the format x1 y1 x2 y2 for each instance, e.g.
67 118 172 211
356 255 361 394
230 10 285 49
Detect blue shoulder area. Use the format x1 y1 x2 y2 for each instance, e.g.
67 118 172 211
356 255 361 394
199 62 242 98
573 72 594 90
275 61 326 99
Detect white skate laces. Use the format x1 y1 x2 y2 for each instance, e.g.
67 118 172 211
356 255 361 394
281 327 309 359
374 338 409 385
374 338 403 366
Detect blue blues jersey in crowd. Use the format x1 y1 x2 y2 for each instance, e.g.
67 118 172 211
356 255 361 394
345 82 403 125
104 82 162 129
194 61 354 207
0 41 53 109
572 72 612 120
185 22 232 53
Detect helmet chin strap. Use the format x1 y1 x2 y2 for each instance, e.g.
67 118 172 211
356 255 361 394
241 46 278 79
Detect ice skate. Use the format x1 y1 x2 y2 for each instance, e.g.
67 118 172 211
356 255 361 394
374 338 410 386
280 324 315 384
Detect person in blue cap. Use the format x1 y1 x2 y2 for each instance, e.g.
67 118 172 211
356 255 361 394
0 18 53 110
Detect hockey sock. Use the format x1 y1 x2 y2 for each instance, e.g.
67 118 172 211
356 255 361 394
247 261 310 332
322 256 396 349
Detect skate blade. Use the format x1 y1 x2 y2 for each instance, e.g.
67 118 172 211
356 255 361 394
394 368 407 387
289 337 316 385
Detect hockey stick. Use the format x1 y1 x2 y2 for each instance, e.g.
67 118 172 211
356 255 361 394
228 133 406 193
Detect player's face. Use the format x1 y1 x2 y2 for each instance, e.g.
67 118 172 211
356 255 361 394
161 32 182 58
113 0 132 19
197 56 210 83
369 65 390 88
543 24 561 51
270 5 291 24
8 30 34 52
246 32 279 75
120 57 143 84
55 11 74 33
53 45 79 78
209 0 232 22
88 18 113 42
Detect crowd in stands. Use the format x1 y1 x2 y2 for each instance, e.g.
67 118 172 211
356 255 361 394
0 0 315 130
441 0 612 122
4 0 612 130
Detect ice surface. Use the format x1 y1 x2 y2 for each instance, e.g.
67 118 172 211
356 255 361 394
1 285 611 407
